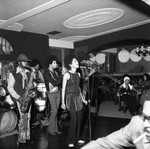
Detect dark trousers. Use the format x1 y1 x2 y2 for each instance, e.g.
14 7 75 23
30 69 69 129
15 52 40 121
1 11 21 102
67 100 83 144
121 94 138 113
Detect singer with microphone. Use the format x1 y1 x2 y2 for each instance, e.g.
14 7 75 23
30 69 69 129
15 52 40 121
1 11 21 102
61 54 89 148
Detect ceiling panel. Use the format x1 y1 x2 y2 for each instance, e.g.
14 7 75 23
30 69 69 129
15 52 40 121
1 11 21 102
0 0 150 42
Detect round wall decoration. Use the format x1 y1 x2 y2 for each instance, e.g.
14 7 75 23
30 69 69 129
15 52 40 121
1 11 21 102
118 49 130 63
130 49 142 62
144 55 150 61
0 37 13 55
95 53 106 64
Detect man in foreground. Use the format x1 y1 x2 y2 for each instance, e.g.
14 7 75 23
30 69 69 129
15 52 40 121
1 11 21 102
81 96 150 149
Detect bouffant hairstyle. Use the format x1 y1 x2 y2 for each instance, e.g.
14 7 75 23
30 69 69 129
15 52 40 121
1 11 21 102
45 55 58 67
64 54 78 70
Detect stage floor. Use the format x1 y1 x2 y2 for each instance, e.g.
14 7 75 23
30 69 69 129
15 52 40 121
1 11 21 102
98 100 133 119
0 117 131 149
0 100 134 149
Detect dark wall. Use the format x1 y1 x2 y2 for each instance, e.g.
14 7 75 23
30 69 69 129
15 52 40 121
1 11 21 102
0 29 49 69
74 23 150 54
49 47 75 64
116 46 150 73
74 23 150 73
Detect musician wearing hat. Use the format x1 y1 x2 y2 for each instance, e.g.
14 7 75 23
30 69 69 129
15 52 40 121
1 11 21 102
7 54 34 144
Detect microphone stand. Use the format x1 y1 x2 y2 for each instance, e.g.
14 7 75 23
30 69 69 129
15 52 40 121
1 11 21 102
87 76 92 141
89 73 98 140
81 60 121 141
82 68 96 142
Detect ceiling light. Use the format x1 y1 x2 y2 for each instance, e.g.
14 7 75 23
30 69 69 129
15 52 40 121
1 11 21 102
134 45 150 57
64 8 124 29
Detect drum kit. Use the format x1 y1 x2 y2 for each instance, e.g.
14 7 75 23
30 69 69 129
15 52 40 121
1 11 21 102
0 61 47 136
0 86 18 136
0 82 47 136
0 82 47 111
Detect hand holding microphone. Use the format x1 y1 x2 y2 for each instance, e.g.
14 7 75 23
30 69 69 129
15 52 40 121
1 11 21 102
85 68 96 81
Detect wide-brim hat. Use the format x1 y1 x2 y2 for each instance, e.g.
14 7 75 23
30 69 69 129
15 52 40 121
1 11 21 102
17 54 31 62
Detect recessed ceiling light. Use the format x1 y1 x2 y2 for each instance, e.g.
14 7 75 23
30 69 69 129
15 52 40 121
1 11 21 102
47 31 61 35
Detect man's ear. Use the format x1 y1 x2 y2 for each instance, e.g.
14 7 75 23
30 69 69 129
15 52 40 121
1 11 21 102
48 64 51 68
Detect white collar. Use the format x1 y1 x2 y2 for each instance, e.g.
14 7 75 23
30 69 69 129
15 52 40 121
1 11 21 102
122 83 133 89
16 66 30 74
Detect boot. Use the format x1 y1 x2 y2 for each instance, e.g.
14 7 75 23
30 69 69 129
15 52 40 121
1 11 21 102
118 104 123 111
123 106 127 114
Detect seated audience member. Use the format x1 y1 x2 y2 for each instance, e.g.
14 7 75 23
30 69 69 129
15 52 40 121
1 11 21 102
118 76 138 115
140 73 150 89
81 95 150 149
140 73 150 106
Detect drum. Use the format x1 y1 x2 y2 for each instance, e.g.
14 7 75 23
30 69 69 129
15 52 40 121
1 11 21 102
34 97 47 112
0 94 16 109
37 83 47 98
0 87 6 97
5 95 16 109
0 109 18 134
